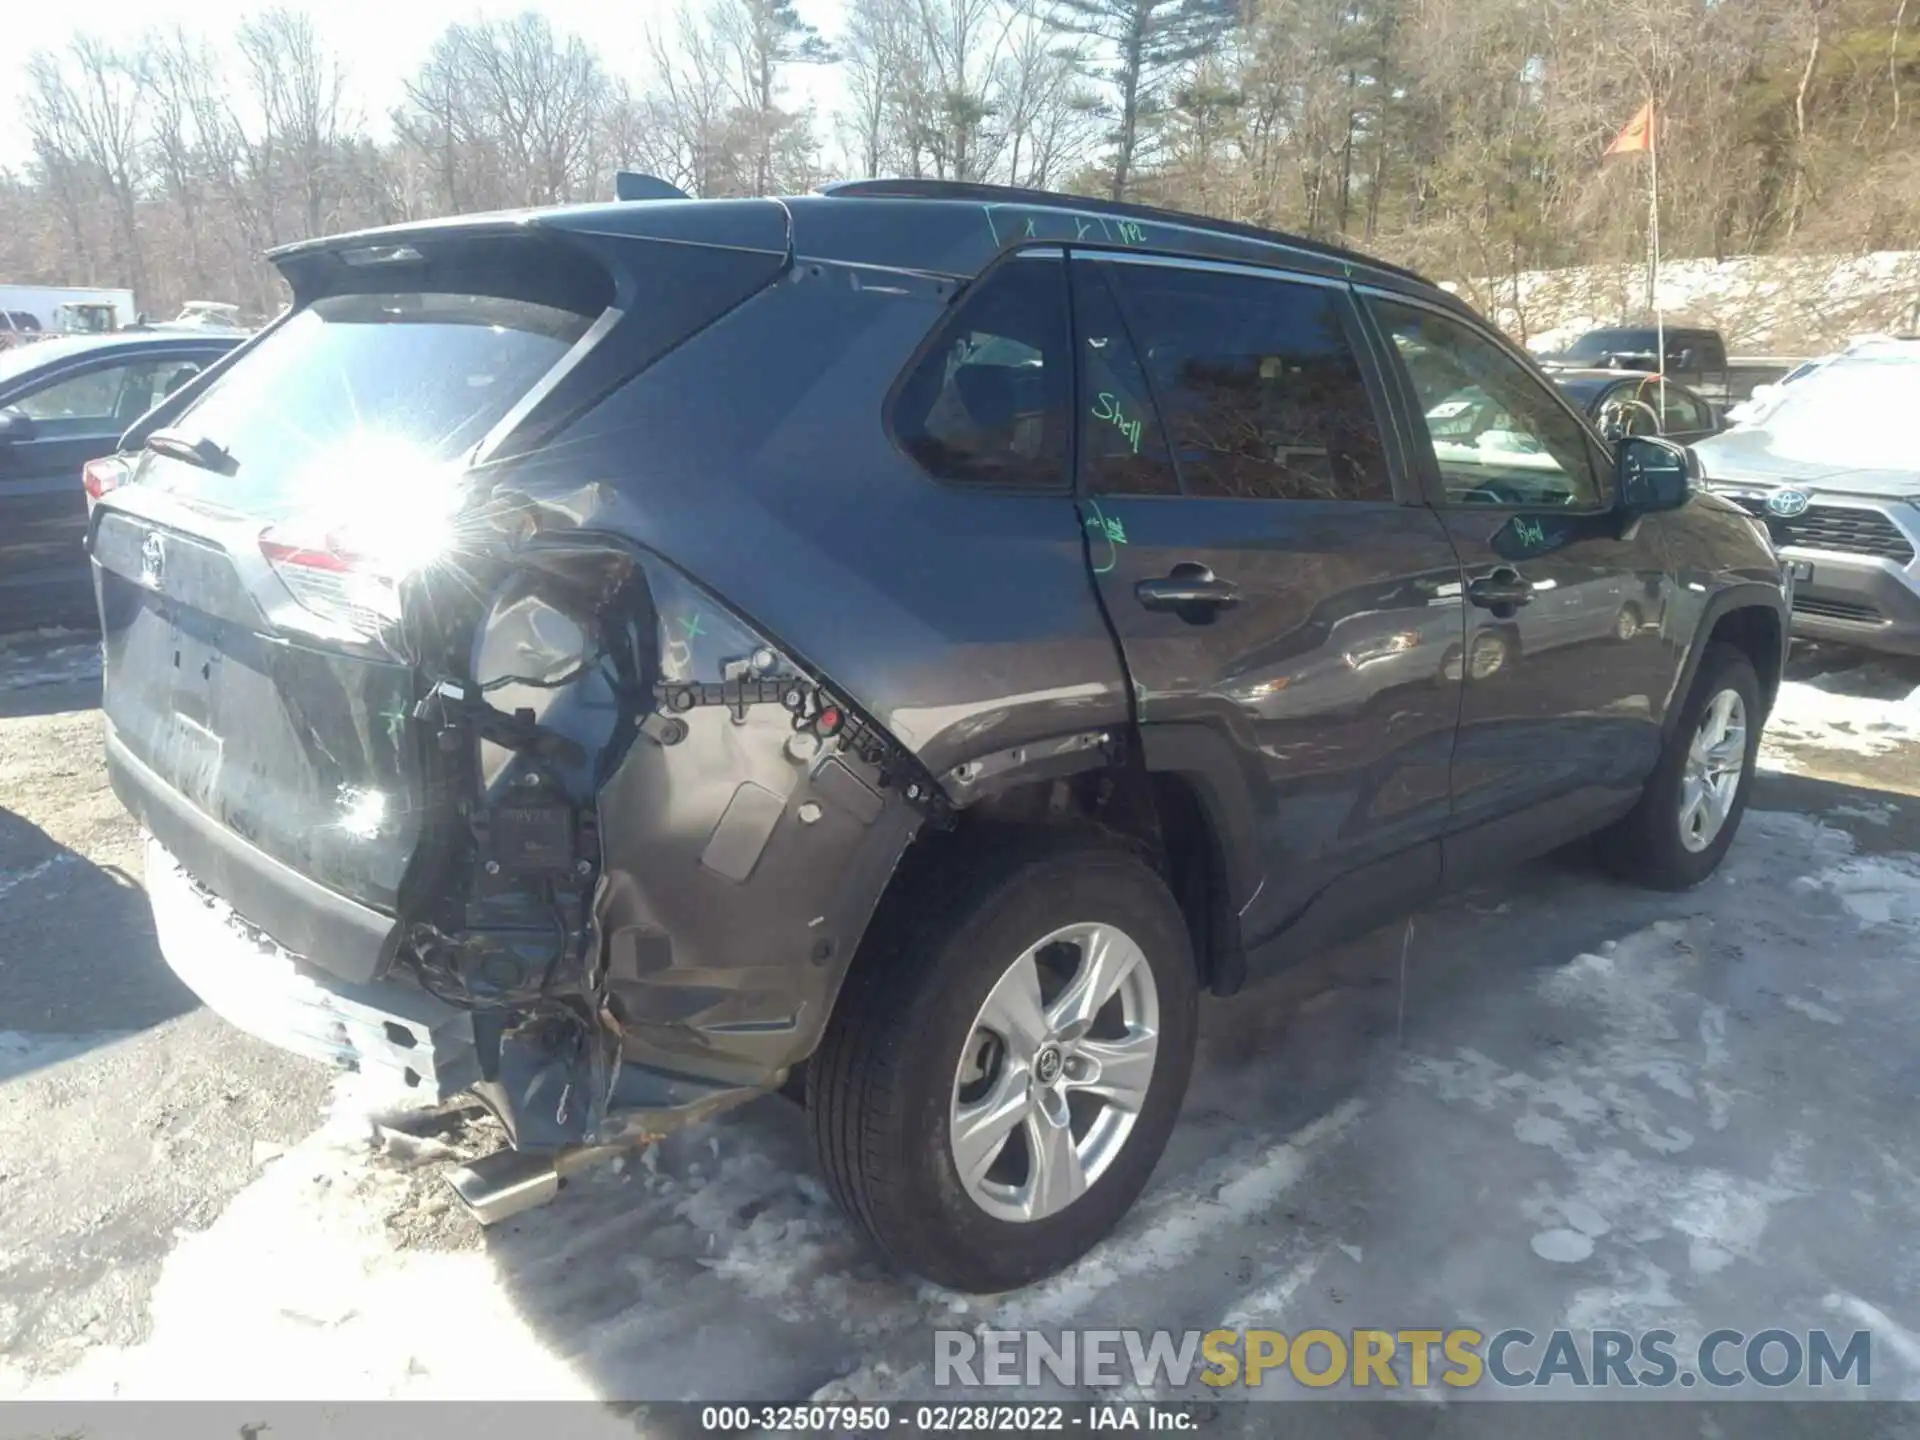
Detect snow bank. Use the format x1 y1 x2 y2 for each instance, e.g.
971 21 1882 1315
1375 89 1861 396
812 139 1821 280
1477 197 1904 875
1443 251 1920 356
1761 653 1920 769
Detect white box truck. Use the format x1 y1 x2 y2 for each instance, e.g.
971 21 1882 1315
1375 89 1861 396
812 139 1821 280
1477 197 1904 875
0 284 140 347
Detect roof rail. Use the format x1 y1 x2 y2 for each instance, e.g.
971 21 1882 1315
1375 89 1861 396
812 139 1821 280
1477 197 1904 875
817 178 1432 287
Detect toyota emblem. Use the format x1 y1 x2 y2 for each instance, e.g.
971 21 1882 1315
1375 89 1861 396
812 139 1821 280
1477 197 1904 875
139 531 167 588
1766 488 1811 519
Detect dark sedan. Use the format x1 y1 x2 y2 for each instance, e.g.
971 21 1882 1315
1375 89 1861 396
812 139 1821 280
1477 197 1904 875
1547 367 1724 445
0 332 242 632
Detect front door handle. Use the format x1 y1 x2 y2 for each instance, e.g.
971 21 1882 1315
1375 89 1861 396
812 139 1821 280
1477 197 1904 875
1467 568 1533 610
1136 563 1241 615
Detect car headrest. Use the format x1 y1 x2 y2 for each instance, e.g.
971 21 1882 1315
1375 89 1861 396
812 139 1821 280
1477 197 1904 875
953 363 1019 432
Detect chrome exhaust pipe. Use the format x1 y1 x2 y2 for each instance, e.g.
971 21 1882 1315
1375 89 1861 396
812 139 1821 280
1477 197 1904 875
445 1142 635 1225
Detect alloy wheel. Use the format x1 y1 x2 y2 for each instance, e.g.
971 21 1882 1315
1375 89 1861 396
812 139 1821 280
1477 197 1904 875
949 922 1160 1224
1679 687 1747 853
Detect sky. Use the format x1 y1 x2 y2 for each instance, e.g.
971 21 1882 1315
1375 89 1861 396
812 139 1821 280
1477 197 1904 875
0 0 854 173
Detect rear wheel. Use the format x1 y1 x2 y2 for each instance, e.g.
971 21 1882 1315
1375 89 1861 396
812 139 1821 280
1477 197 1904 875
1600 642 1760 889
807 837 1198 1292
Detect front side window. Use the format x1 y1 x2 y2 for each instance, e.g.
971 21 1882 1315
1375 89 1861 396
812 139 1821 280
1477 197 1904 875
1374 299 1605 510
13 358 189 434
1659 384 1712 432
1098 262 1393 503
891 255 1071 492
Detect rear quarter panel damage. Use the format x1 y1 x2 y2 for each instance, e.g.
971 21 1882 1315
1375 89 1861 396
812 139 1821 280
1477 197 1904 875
444 250 1133 1145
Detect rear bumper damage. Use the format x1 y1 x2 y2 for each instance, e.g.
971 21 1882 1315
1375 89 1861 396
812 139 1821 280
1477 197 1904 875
147 833 783 1204
145 838 480 1100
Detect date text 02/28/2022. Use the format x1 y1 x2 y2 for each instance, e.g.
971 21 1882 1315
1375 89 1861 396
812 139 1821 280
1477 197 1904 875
697 1405 1195 1432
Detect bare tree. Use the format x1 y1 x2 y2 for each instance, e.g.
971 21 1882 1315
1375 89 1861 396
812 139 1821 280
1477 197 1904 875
1036 0 1236 199
712 0 834 195
26 38 148 295
237 10 351 240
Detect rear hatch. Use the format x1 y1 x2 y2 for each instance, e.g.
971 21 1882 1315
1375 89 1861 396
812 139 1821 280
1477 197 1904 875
93 215 787 979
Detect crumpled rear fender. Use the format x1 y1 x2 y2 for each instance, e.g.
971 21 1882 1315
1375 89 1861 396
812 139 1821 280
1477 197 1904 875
428 524 932 1150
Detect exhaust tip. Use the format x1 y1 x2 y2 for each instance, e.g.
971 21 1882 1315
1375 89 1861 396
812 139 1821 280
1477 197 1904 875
444 1141 638 1225
445 1148 561 1226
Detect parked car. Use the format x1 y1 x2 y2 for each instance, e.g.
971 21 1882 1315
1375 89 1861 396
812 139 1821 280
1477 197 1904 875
1693 337 1920 654
1547 369 1723 445
1723 354 1832 426
0 311 43 351
94 179 1787 1292
1539 325 1732 407
146 301 250 334
0 332 243 631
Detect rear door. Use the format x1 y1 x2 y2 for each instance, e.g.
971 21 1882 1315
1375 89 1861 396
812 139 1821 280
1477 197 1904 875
0 346 218 630
1363 293 1675 865
1070 254 1464 954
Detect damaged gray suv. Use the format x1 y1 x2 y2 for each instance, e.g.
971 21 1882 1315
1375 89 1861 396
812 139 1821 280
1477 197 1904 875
95 180 1789 1292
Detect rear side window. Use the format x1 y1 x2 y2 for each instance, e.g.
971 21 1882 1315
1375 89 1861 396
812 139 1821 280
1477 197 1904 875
890 255 1071 492
1096 261 1393 502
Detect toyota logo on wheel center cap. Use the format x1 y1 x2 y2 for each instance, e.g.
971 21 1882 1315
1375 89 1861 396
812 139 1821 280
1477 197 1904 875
1034 1046 1063 1085
1766 488 1811 519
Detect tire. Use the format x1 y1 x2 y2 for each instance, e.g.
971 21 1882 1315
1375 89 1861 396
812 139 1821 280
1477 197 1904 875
806 834 1199 1292
1599 642 1760 889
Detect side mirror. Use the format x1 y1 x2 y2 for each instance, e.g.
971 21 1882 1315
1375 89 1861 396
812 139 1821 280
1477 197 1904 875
1617 434 1693 514
0 408 35 444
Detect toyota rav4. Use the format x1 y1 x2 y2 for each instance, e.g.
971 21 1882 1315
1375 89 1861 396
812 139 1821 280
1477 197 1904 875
94 180 1788 1293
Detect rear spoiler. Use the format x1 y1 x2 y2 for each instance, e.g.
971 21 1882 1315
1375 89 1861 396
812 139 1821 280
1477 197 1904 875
614 172 689 202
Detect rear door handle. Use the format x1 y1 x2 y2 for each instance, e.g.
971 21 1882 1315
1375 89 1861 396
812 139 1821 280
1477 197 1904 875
1135 563 1241 613
1467 568 1533 610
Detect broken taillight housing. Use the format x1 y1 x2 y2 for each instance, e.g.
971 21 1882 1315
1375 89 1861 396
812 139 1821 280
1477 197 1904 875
259 525 406 638
82 455 129 513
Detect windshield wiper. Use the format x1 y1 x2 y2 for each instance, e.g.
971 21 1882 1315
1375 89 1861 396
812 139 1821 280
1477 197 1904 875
145 427 239 476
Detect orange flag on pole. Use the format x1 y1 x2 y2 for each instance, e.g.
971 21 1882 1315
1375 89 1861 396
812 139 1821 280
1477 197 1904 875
1603 101 1658 158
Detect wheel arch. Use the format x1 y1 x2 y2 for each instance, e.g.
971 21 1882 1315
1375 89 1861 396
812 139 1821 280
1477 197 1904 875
1665 587 1787 738
851 724 1261 1003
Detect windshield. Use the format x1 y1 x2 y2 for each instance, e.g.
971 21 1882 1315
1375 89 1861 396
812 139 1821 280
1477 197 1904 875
1756 357 1920 469
142 290 594 515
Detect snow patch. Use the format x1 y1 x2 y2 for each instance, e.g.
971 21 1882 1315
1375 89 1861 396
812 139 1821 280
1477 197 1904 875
0 854 74 903
1529 1229 1595 1264
1783 995 1844 1025
994 1099 1365 1329
1762 669 1920 765
0 1075 602 1401
1484 250 1920 355
0 642 100 692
